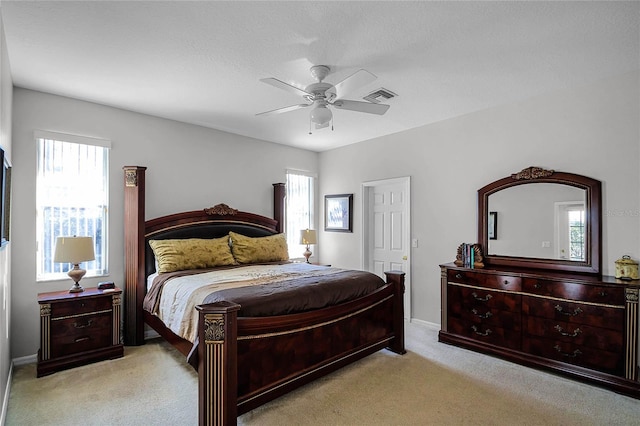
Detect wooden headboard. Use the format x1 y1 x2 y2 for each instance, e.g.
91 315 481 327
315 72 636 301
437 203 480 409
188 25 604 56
123 166 286 345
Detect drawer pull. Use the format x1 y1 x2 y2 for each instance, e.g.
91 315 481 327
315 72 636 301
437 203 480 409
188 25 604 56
554 325 582 337
554 305 583 317
73 320 93 329
470 325 492 336
455 273 463 279
534 283 542 289
599 291 607 297
471 292 492 302
503 280 509 285
74 337 90 343
553 345 582 358
471 309 493 319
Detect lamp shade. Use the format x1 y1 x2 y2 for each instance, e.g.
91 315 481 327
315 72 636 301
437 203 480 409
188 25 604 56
54 236 95 264
300 229 317 245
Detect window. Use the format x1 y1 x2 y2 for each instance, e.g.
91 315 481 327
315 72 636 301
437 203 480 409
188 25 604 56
285 171 315 259
568 208 585 261
36 131 110 281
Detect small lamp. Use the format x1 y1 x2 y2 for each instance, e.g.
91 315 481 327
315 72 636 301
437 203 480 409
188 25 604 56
300 229 317 263
54 236 95 293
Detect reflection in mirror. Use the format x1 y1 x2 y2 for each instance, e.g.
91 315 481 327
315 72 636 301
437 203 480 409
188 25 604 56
487 183 586 261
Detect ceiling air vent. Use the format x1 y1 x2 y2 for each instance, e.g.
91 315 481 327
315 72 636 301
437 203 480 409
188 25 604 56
363 88 397 104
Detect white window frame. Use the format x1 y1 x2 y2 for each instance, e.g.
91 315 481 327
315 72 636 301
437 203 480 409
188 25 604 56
35 130 111 282
285 169 316 260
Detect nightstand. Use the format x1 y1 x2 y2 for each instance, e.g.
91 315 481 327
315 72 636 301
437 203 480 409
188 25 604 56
37 287 124 377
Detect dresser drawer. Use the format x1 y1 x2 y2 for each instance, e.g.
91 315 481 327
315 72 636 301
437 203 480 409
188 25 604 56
522 296 625 330
448 318 521 350
447 270 521 291
524 316 623 352
51 296 113 318
522 278 625 305
448 285 521 329
50 312 112 358
523 337 624 376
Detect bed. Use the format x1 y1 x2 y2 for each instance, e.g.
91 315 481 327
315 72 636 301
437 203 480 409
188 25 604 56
123 166 406 425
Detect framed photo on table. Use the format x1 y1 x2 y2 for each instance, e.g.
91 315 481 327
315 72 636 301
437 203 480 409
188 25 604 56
324 194 353 232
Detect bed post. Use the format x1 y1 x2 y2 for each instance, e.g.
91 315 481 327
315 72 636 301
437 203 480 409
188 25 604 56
384 270 406 355
196 301 240 426
273 183 285 233
123 166 147 346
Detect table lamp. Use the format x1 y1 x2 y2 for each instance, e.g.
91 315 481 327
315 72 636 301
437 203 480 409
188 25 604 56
54 236 95 293
300 229 317 263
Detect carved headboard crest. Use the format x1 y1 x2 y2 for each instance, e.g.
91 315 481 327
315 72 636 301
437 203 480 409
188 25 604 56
511 166 554 180
204 203 238 216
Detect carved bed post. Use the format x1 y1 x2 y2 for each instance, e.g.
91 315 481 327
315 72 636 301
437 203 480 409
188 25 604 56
123 166 147 346
197 301 240 426
384 271 406 355
273 183 285 233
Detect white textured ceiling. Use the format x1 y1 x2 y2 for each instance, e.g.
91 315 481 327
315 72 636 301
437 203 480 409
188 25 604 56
2 1 639 152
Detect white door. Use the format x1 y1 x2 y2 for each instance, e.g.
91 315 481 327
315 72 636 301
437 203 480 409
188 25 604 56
362 177 411 320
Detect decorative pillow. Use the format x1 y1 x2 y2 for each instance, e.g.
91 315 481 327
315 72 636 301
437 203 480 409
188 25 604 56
149 237 236 273
229 232 289 264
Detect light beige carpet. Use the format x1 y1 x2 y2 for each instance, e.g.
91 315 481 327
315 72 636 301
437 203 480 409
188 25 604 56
6 322 640 425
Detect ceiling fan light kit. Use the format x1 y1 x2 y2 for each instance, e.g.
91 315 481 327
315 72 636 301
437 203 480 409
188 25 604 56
310 103 332 126
257 65 391 133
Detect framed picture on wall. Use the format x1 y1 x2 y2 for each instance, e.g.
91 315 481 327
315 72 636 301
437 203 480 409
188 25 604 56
488 211 497 240
0 147 10 247
324 194 353 232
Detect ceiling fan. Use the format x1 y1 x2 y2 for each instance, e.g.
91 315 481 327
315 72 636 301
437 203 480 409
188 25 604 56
256 65 390 131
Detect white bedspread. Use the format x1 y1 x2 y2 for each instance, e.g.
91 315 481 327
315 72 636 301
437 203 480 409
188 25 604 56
153 262 330 343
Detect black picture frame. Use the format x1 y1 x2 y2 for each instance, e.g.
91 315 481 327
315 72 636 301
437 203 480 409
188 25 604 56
488 211 497 240
0 147 10 247
324 194 353 232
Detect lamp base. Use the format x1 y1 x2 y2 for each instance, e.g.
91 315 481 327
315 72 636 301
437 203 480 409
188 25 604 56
67 264 86 293
303 246 312 263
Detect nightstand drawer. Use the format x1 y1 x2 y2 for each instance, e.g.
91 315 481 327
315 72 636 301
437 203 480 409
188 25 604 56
50 313 112 358
51 296 112 318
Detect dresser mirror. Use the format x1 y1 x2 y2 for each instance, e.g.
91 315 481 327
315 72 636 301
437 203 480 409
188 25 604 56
478 166 602 274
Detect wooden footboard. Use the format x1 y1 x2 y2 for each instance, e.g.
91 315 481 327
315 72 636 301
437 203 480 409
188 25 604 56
197 271 405 426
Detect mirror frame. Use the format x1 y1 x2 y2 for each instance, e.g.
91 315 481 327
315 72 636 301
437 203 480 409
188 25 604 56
478 166 602 275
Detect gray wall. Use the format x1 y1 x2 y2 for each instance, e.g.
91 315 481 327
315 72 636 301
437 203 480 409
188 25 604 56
0 11 12 423
319 71 640 325
10 88 318 358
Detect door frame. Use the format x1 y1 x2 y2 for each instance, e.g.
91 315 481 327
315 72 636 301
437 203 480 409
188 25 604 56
361 176 411 320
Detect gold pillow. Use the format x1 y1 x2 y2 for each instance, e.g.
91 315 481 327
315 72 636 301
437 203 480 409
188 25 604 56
229 232 289 264
149 237 236 273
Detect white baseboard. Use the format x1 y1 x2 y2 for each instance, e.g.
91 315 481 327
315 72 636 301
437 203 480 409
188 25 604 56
409 317 440 330
12 354 36 367
1 361 13 426
144 329 160 340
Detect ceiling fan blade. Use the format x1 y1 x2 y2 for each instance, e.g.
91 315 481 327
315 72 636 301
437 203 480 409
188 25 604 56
328 69 377 99
259 77 312 98
256 104 311 116
332 100 390 115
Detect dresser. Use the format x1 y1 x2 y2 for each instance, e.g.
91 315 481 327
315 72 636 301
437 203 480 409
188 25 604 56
37 287 124 377
439 263 640 397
